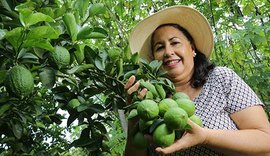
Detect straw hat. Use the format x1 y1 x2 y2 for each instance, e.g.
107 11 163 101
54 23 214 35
129 5 214 60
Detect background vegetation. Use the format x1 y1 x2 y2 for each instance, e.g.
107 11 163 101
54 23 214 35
0 0 269 155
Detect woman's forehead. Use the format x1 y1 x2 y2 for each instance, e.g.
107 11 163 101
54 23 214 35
152 26 188 42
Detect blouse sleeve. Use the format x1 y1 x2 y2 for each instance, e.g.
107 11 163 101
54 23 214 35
223 68 263 114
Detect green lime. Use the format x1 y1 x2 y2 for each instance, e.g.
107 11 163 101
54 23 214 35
175 98 195 117
172 92 190 100
5 65 34 97
132 131 148 149
164 107 188 130
139 119 153 133
190 114 203 127
158 98 178 117
153 123 175 148
68 99 80 108
50 46 70 69
137 99 159 121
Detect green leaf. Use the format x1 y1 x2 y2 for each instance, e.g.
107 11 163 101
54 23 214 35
68 99 81 109
117 58 123 78
49 114 62 125
0 70 7 84
67 110 79 127
74 44 85 64
124 69 137 80
123 45 132 61
89 3 106 17
11 121 23 139
0 29 7 40
157 69 167 77
15 1 36 12
0 104 11 116
5 27 24 52
77 26 93 40
39 67 56 89
88 27 108 39
88 32 107 39
51 86 70 93
70 128 94 147
94 121 107 134
88 104 105 113
19 52 39 61
36 121 46 129
66 64 94 74
149 60 162 73
78 27 108 40
108 47 122 61
23 39 54 52
63 12 78 42
20 10 55 27
84 46 97 64
127 109 138 120
33 48 46 59
131 52 139 65
27 26 60 40
84 87 105 97
74 0 90 19
94 57 105 71
77 105 89 112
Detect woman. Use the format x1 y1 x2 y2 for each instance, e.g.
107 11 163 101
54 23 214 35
124 5 270 156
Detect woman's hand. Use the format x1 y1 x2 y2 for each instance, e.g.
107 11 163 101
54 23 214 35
155 119 208 155
124 75 149 156
125 75 148 102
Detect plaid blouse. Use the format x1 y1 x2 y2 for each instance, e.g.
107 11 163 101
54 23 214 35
149 66 263 156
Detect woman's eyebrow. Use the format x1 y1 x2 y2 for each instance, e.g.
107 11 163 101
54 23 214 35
169 37 179 41
154 37 179 47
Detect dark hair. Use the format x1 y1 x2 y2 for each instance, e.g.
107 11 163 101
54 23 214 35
151 23 215 88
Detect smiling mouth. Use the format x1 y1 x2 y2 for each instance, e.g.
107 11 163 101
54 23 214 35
164 59 181 66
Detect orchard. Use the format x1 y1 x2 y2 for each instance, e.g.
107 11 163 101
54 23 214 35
0 0 269 155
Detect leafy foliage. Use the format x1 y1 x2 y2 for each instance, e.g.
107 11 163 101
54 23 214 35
0 0 269 155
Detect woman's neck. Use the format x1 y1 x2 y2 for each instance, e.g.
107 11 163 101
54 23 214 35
174 80 202 101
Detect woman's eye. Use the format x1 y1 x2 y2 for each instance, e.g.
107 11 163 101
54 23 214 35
171 41 180 45
155 46 164 51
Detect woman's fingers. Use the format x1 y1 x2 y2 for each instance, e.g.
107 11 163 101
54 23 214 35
127 81 140 95
124 75 136 90
155 141 183 154
155 133 191 154
125 75 147 100
138 88 147 99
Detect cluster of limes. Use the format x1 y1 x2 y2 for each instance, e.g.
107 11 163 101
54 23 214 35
127 80 203 149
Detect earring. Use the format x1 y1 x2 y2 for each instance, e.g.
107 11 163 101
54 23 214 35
193 52 197 57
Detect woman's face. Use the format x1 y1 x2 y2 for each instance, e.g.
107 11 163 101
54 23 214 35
152 25 195 81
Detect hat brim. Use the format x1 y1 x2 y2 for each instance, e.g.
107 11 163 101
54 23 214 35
129 5 214 60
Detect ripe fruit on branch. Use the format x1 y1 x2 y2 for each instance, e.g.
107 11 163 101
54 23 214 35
5 65 34 97
50 46 70 69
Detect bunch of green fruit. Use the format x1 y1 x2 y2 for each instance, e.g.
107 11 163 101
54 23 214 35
125 60 203 149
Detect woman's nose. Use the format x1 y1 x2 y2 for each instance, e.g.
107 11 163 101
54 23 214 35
164 46 174 57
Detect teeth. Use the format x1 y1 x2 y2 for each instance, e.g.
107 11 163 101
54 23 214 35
166 60 179 65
